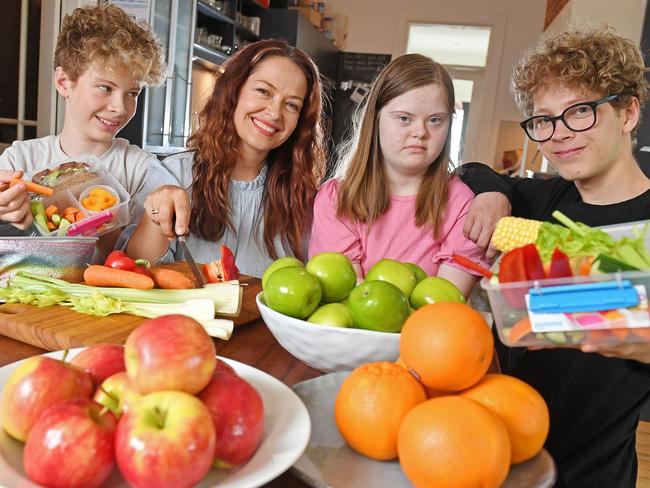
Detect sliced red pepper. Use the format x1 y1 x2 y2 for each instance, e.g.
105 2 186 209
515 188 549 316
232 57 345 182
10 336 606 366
499 244 547 309
202 245 240 283
132 259 154 279
104 250 136 271
522 244 546 280
548 248 573 279
499 247 528 283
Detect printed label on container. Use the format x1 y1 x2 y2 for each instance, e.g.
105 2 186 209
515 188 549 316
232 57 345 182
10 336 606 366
527 285 649 333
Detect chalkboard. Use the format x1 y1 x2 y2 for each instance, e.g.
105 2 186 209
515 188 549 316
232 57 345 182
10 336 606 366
338 52 393 82
330 52 391 170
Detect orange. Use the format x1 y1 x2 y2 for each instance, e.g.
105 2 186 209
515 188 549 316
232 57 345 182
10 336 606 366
461 374 549 464
397 396 511 488
400 302 493 391
395 357 447 399
334 361 426 460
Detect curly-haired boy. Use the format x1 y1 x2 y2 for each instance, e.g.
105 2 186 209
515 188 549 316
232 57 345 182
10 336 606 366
460 26 650 488
0 4 167 252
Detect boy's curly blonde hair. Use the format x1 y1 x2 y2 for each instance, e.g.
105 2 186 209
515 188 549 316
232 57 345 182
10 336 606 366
512 26 649 120
54 4 166 86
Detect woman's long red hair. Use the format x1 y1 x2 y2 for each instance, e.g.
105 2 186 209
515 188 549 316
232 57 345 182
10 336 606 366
187 40 325 260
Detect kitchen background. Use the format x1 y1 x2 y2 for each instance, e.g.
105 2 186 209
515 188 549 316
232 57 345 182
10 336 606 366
1 0 648 176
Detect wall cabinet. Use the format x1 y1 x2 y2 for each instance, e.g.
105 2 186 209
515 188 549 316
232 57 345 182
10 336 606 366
126 0 267 154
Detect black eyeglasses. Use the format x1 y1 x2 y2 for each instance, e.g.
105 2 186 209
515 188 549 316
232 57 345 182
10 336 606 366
520 93 623 142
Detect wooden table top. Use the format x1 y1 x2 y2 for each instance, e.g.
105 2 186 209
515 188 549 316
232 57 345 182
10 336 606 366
0 316 322 487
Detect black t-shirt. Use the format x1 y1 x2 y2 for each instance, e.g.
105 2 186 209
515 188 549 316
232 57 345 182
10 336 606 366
459 162 650 488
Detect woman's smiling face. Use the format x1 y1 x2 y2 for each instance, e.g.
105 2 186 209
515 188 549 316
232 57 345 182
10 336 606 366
233 57 308 163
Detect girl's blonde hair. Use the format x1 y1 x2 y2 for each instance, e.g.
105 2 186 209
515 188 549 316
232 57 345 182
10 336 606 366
335 54 455 238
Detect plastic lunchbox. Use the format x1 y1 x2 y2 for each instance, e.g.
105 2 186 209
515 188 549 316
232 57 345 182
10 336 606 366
28 163 130 238
481 220 650 347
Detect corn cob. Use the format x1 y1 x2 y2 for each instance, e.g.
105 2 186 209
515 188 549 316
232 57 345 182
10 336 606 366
491 216 543 253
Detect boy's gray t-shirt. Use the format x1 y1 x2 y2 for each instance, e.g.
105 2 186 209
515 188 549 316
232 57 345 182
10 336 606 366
120 151 294 278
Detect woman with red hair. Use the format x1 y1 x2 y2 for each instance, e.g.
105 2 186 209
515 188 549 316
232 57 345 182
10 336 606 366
125 40 326 277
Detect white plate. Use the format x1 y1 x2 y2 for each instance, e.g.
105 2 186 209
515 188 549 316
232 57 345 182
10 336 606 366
0 348 311 488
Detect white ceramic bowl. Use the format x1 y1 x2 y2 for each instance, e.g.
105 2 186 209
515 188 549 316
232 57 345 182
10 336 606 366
256 292 401 372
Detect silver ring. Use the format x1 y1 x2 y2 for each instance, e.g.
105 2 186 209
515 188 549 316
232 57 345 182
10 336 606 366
150 209 160 215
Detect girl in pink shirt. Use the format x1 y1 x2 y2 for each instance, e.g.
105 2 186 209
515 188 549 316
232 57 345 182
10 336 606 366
308 54 489 297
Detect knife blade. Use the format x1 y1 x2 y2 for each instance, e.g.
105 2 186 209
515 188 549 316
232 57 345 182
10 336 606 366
178 236 207 287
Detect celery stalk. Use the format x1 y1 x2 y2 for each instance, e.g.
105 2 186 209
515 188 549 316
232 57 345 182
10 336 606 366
12 272 242 316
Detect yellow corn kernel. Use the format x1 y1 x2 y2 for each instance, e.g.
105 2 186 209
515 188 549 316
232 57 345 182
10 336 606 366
491 216 543 253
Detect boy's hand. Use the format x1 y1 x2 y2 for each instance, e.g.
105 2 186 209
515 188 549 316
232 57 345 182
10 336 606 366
0 170 33 230
463 192 512 259
579 343 650 364
143 185 191 240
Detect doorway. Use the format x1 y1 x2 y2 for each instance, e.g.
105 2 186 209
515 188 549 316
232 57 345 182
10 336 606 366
406 23 491 165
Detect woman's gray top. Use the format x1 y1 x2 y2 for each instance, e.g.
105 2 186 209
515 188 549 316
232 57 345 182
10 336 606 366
119 151 295 278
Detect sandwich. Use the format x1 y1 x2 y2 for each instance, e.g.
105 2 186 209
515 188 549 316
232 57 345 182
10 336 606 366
31 162 96 192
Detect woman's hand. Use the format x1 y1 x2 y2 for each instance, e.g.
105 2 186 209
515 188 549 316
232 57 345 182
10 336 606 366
143 185 191 239
463 192 512 259
0 170 32 230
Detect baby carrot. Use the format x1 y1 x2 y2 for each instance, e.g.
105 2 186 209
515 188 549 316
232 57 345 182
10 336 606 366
151 267 196 289
84 265 154 290
9 178 54 196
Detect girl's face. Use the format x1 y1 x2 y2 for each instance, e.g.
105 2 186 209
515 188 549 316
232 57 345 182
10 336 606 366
378 83 451 181
233 57 308 163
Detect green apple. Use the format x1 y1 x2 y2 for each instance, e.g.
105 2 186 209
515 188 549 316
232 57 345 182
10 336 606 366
264 267 322 319
305 252 357 303
410 276 466 309
308 303 353 327
403 262 427 283
262 257 303 289
347 280 410 333
365 259 417 298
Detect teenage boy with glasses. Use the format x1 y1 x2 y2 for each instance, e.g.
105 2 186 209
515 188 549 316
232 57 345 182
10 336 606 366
459 27 650 488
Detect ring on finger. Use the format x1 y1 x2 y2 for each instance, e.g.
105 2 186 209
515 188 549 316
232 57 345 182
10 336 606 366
151 209 160 215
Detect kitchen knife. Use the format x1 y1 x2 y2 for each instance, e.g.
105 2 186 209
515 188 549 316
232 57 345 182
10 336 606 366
178 235 207 287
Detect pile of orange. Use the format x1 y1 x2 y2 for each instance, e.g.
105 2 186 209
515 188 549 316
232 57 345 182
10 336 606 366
335 301 550 488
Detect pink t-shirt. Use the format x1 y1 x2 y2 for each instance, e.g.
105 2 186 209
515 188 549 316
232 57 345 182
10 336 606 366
308 177 490 277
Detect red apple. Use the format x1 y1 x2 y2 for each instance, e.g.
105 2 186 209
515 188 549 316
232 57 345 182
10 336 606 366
93 371 142 417
215 358 237 376
71 343 125 385
115 390 216 488
0 356 93 441
198 371 265 468
23 398 117 488
125 314 216 394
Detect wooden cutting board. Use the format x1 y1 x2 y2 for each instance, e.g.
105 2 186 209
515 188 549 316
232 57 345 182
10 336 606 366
0 263 262 351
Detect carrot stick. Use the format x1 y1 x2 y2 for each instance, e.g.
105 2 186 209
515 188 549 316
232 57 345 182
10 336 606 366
509 317 533 343
83 265 154 290
45 204 58 218
452 253 494 279
151 268 196 289
9 178 54 196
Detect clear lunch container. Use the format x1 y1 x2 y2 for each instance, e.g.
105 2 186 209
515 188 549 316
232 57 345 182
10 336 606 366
28 163 130 238
481 220 650 348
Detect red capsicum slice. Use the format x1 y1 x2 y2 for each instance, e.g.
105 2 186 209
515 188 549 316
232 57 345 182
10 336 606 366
202 245 240 283
499 244 547 309
548 248 573 279
522 244 546 280
104 250 136 271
